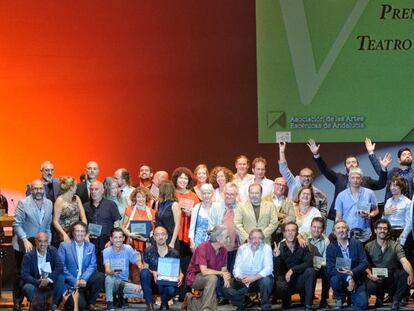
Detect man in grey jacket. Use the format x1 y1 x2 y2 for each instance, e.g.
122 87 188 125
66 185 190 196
12 179 53 310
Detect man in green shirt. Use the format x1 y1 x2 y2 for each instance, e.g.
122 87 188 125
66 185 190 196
365 219 414 310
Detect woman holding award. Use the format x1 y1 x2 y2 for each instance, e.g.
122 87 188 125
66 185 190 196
122 186 155 253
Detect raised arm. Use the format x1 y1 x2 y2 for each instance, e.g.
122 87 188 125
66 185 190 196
365 138 382 176
278 142 296 188
308 139 339 184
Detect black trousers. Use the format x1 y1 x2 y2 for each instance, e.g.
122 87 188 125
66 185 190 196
275 267 316 307
65 272 105 310
315 266 330 302
366 268 408 302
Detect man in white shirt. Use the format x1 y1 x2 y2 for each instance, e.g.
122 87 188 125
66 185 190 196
233 155 254 201
114 168 135 203
222 229 273 311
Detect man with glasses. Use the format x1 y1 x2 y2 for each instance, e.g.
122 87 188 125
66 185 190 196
365 219 414 310
140 226 183 311
278 142 328 218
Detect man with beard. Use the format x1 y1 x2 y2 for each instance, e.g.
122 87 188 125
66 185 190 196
26 161 60 203
366 139 414 201
234 183 278 245
222 229 273 311
278 142 328 218
138 164 153 189
21 232 64 309
365 219 413 310
140 226 183 311
307 139 390 220
84 181 121 271
273 222 315 311
327 220 368 310
76 161 100 204
335 168 379 243
12 180 53 310
114 168 135 203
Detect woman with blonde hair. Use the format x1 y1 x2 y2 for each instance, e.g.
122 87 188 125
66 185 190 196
53 176 87 245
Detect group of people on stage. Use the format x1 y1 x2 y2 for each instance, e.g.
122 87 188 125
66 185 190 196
6 137 414 311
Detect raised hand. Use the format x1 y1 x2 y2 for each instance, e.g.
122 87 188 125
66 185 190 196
307 139 320 155
379 153 392 170
273 241 280 257
365 138 376 155
279 141 286 153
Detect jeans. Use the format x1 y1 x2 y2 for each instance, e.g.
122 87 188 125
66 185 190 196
140 268 177 304
330 274 368 310
222 275 273 309
105 275 142 302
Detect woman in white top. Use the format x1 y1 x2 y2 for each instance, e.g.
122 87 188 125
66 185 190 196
294 187 321 235
384 176 412 243
210 166 233 202
189 183 215 251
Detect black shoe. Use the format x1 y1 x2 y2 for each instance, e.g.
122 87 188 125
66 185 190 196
319 301 330 309
218 298 229 306
305 305 314 311
374 299 384 308
392 301 400 311
160 302 170 310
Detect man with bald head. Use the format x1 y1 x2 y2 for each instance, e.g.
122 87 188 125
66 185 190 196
26 161 60 203
21 232 64 308
278 141 328 218
12 180 53 310
76 161 100 204
264 177 295 226
150 171 169 199
84 181 120 271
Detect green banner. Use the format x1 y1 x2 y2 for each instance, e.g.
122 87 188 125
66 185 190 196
257 0 414 143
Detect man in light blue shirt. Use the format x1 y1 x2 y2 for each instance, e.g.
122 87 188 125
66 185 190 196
335 168 378 243
222 229 273 311
103 227 143 311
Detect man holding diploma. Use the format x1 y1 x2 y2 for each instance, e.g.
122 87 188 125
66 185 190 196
365 219 413 310
326 220 368 310
141 226 183 311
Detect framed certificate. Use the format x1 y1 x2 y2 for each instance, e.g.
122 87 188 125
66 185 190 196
313 256 326 269
372 267 388 278
357 202 371 214
157 257 180 286
130 220 152 238
110 258 125 273
88 223 102 237
335 257 351 270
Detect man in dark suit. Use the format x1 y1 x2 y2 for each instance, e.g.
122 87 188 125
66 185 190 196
21 232 64 308
26 160 60 203
326 220 368 310
58 221 105 310
76 161 100 204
